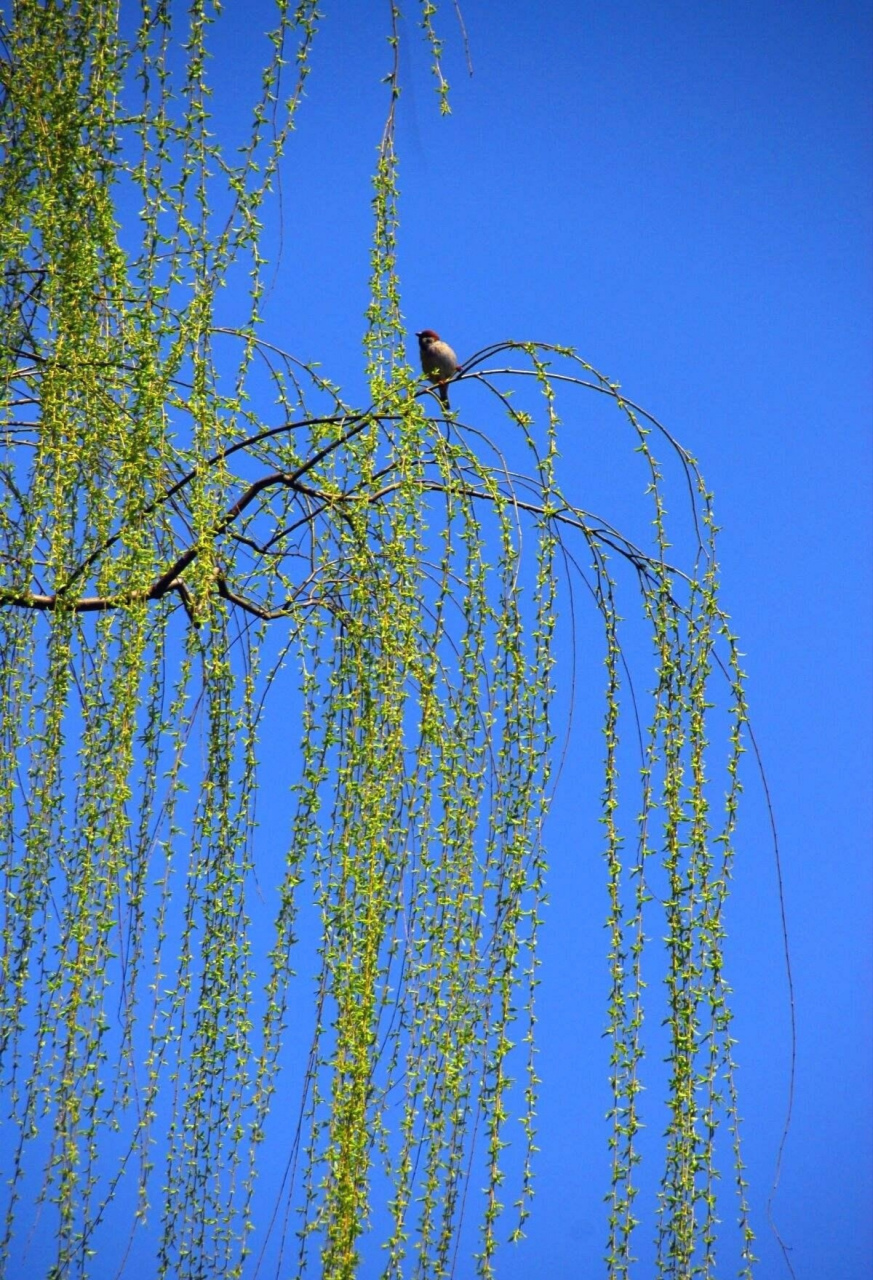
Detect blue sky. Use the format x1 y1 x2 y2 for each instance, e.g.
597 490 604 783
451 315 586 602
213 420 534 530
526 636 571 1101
210 2 872 1276
221 4 872 1273
12 2 872 1276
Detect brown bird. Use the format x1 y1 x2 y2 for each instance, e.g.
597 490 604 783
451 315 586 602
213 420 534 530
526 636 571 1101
416 329 459 409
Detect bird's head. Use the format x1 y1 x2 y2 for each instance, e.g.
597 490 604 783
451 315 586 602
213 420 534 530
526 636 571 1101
416 329 440 346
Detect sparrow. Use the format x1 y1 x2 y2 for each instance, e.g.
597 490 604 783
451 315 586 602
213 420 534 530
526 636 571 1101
416 329 459 409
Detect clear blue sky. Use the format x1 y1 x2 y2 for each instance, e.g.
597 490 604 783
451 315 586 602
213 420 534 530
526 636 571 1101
22 3 873 1276
215 2 873 1276
218 4 871 1274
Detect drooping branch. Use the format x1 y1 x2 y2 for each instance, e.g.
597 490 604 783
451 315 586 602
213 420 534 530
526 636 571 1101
1 355 700 623
0 4 757 1274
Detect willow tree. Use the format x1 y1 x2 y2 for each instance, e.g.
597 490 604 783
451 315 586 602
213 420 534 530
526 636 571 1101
0 4 755 1279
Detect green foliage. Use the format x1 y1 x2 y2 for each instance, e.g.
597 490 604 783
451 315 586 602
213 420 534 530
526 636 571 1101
0 3 754 1278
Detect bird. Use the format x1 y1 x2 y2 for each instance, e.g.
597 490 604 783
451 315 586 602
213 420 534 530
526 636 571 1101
416 329 459 409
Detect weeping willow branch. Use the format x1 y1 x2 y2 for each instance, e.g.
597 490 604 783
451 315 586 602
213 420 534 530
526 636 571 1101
0 357 692 620
0 5 758 1280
